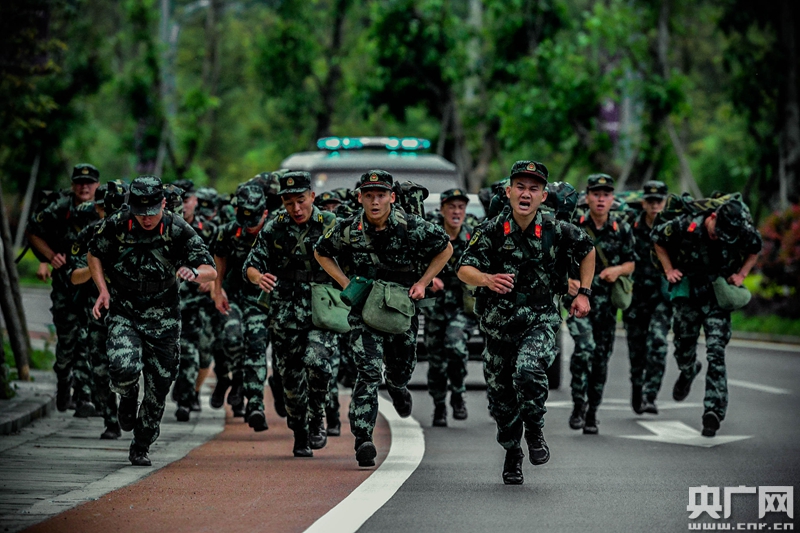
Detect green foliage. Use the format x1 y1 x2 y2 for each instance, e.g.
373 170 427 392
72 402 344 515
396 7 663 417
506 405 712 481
730 312 800 338
4 342 55 371
758 204 800 290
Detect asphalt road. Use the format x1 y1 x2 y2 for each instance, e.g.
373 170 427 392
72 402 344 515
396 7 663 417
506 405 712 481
362 335 800 533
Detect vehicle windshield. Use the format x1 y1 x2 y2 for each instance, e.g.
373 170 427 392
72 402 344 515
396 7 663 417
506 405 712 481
312 171 459 194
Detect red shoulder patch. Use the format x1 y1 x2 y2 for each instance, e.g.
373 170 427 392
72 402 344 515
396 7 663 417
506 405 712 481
579 215 585 224
235 227 242 238
688 221 697 233
198 221 203 230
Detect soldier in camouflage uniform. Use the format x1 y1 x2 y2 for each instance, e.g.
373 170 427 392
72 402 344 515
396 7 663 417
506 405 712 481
88 176 216 466
424 188 475 427
567 174 636 435
652 198 761 436
212 184 270 432
173 179 218 421
457 161 595 485
67 182 129 437
622 181 673 415
315 169 452 467
27 164 101 412
245 172 341 455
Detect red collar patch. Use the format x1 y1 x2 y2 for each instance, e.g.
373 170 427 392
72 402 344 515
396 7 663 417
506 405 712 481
503 221 511 236
534 224 542 238
688 221 697 233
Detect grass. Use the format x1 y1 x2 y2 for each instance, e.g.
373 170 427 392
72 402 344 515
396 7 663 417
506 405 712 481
730 312 800 337
16 248 52 288
4 341 55 378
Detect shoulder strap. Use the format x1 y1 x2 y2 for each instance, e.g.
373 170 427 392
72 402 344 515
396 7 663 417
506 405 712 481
583 225 610 269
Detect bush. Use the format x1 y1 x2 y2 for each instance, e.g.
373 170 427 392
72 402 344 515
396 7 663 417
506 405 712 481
758 203 800 290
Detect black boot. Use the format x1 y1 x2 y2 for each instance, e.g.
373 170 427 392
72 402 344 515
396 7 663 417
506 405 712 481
641 397 659 415
673 361 702 402
309 418 327 449
210 375 230 409
100 422 121 440
432 403 447 427
326 408 341 437
293 430 313 457
231 399 247 418
190 390 202 412
583 408 599 435
129 443 151 467
502 447 525 485
569 402 587 430
175 404 191 422
450 393 468 420
268 375 287 418
525 426 551 465
388 387 412 418
632 384 644 414
247 409 269 432
702 411 720 437
355 440 377 467
227 373 244 407
118 383 139 432
74 397 97 418
56 377 73 412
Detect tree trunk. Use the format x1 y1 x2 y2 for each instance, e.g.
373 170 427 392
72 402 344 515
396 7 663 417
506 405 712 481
14 151 40 252
0 187 30 380
314 0 350 142
778 0 799 208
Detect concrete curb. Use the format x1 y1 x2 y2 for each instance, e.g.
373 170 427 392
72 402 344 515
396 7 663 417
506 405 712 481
0 371 57 436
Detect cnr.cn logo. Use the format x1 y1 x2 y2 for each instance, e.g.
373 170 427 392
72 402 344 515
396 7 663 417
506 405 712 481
687 485 794 530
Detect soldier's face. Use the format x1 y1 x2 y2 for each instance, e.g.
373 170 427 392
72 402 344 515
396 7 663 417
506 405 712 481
320 202 340 213
359 189 395 223
441 199 467 229
182 194 197 221
282 191 315 224
507 177 547 218
134 199 166 231
72 181 99 203
587 189 613 216
643 197 665 217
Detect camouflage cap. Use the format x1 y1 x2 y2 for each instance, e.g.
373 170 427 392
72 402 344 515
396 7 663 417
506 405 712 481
71 163 100 183
249 172 281 197
714 200 746 244
509 160 548 184
279 171 312 196
440 188 470 205
358 169 393 191
642 180 668 200
586 173 615 192
129 176 165 216
172 179 195 198
94 184 108 204
195 187 218 215
315 191 342 206
104 181 128 214
236 184 267 227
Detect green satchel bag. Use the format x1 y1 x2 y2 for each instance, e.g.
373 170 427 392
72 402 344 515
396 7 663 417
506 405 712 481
712 277 751 311
669 277 691 301
340 276 373 307
362 280 416 334
310 283 351 333
611 274 633 310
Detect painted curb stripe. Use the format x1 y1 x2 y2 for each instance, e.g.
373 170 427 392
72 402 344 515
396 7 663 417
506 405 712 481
303 395 425 533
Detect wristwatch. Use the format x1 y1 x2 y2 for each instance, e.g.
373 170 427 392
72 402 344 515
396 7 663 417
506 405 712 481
190 267 200 278
577 287 592 297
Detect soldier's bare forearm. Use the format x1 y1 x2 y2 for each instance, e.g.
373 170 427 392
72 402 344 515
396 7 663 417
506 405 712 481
314 251 350 289
578 249 595 289
87 252 108 295
457 265 488 287
71 266 92 285
737 253 758 278
27 232 56 262
654 244 674 273
213 255 227 296
417 243 453 288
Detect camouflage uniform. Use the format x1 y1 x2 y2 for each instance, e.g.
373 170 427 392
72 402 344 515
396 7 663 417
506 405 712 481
458 198 593 451
423 192 475 418
651 199 762 431
621 182 673 410
315 171 449 453
27 164 100 408
211 185 268 424
245 175 339 449
88 176 214 460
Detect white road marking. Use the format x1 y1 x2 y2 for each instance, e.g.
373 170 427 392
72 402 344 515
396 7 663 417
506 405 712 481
618 420 752 448
727 379 791 395
303 395 425 533
546 399 703 411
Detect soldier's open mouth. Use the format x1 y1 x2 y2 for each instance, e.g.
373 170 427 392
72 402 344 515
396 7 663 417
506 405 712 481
519 201 531 209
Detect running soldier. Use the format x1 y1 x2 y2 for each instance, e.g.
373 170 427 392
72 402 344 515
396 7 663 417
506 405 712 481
88 176 216 466
457 160 594 485
315 170 452 467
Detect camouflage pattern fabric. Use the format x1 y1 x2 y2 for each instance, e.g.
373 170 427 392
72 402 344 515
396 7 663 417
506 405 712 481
567 212 636 409
651 210 762 421
240 300 269 414
28 194 99 385
622 211 673 401
424 223 474 406
456 208 593 449
315 205 449 445
89 209 214 452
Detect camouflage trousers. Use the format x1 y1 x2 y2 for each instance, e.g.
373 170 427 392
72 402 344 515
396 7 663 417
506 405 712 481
622 288 673 401
672 298 732 420
425 312 472 406
270 325 334 432
483 312 559 450
348 313 418 446
174 299 205 407
240 301 270 414
207 299 245 381
568 292 618 409
87 309 117 427
326 332 344 419
106 308 180 451
51 280 91 396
